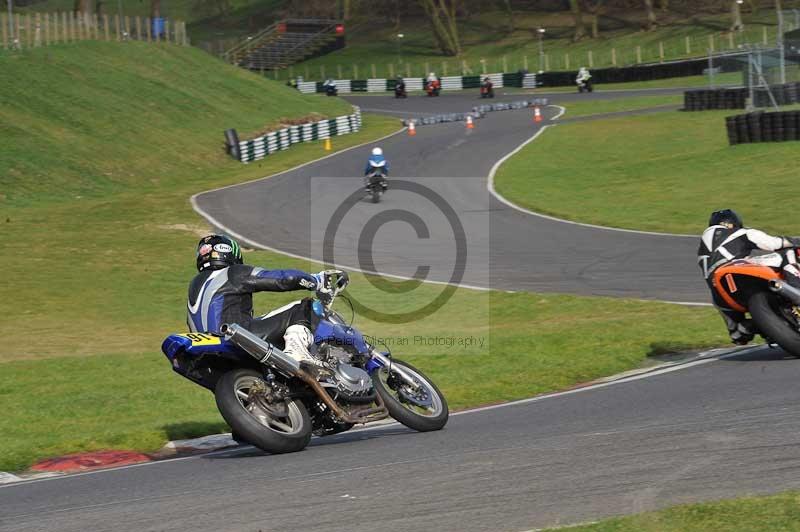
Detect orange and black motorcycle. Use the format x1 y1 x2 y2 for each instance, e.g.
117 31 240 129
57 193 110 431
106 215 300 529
713 255 800 355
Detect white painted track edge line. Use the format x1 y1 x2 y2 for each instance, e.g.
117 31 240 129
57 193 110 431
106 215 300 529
487 105 695 239
0 345 744 489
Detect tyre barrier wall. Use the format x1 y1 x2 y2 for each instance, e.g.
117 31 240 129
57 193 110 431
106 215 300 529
296 72 530 94
226 107 362 163
686 82 800 111
684 88 748 111
753 82 800 107
399 99 549 127
725 110 800 145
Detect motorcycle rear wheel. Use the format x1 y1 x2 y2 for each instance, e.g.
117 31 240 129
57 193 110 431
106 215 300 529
372 359 448 432
748 291 800 356
215 368 312 454
371 188 381 203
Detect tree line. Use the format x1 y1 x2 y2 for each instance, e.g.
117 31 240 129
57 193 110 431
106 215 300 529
62 0 795 54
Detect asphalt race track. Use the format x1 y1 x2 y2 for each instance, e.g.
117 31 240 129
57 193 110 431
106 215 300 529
195 87 707 303
4 346 800 532
8 87 800 532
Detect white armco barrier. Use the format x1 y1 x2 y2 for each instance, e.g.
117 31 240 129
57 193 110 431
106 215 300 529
440 76 463 90
297 81 317 94
367 79 387 92
487 73 504 88
523 73 538 88
332 80 351 93
404 77 424 91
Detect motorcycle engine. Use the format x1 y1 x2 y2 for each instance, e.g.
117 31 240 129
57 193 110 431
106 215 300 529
315 343 376 403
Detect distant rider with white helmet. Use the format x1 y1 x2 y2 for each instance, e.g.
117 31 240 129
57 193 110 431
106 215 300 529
364 147 389 190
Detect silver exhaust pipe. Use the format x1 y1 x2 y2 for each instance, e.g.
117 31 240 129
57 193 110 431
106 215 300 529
769 280 800 306
220 323 300 375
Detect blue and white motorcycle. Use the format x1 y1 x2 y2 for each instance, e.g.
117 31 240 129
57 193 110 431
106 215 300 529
161 270 448 454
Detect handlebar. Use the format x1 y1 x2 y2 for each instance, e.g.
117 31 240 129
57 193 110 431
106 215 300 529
316 269 349 309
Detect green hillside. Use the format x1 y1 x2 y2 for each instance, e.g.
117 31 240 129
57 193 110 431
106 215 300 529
284 9 786 80
0 41 351 206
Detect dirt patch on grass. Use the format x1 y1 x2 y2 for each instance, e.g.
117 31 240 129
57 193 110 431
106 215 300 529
156 223 211 237
243 113 330 140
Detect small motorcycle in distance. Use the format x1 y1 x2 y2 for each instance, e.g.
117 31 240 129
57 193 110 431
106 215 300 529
480 78 494 98
161 270 448 455
711 252 800 356
394 81 407 98
425 78 441 97
577 78 593 93
323 80 338 97
365 169 388 203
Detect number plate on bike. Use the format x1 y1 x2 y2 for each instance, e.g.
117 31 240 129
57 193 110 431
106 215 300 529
178 333 222 346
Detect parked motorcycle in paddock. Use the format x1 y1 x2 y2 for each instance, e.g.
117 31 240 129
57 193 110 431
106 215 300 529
161 271 448 454
365 168 388 203
712 253 800 355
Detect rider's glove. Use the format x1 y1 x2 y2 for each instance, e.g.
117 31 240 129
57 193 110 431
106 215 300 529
729 320 755 345
311 272 328 292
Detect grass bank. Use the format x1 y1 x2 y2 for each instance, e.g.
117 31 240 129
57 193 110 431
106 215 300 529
553 491 800 531
0 42 727 472
495 101 800 235
283 10 782 81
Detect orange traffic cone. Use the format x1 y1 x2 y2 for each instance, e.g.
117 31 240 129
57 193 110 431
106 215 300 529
466 115 474 129
408 121 417 136
533 107 543 123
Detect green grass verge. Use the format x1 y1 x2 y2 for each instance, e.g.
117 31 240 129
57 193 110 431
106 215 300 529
554 491 800 531
495 101 800 235
555 95 683 118
0 42 728 472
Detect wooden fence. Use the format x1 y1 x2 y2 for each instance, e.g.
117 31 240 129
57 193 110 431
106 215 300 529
0 11 188 50
273 24 790 81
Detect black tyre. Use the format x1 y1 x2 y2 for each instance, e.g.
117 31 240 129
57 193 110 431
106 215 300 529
371 188 381 203
372 359 448 432
748 291 800 356
215 368 312 454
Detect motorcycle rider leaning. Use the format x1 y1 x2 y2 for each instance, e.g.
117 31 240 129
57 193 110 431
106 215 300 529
187 234 326 367
698 209 800 345
364 147 389 189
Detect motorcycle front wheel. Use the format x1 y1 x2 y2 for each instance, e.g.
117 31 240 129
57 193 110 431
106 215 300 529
215 368 312 453
748 291 800 356
372 359 448 432
371 188 381 203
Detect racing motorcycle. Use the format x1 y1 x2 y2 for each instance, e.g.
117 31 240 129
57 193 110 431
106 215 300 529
394 81 407 98
712 253 800 355
161 270 448 454
365 169 387 203
425 79 441 97
480 79 494 98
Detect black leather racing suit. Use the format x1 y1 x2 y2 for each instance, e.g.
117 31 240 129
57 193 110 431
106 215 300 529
187 264 321 347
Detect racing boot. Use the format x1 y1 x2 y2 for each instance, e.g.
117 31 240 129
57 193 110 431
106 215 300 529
282 325 325 375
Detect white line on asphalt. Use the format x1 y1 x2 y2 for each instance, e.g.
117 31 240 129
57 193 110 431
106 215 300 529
486 105 694 239
0 346 750 489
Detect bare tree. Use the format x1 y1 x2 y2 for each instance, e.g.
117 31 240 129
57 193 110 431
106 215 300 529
586 0 605 38
569 0 587 41
418 0 461 56
74 0 92 14
730 0 743 32
643 0 657 30
501 0 513 33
